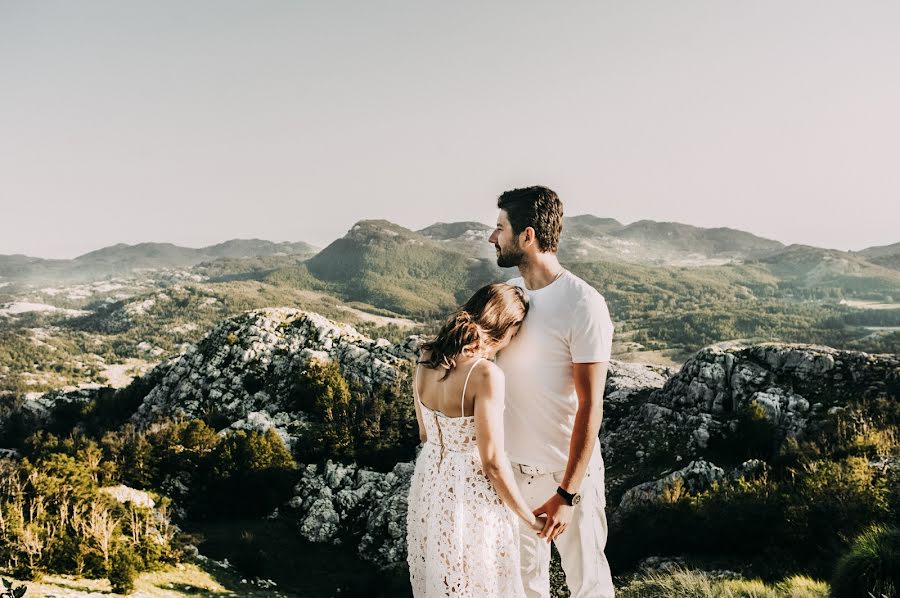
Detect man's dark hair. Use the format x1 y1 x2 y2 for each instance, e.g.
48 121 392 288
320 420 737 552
497 186 564 253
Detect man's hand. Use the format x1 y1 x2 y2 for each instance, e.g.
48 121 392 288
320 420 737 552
532 493 573 543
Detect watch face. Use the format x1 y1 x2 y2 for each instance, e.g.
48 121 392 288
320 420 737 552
572 494 582 506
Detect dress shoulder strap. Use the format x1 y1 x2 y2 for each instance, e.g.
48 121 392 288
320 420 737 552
460 356 484 417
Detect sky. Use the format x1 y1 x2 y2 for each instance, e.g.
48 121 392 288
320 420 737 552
1 1 898 259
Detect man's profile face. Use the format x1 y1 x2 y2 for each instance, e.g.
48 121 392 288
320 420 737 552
488 210 524 268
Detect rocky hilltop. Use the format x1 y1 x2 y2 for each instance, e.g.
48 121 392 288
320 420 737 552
130 308 418 445
277 340 898 570
603 343 898 506
2 309 897 573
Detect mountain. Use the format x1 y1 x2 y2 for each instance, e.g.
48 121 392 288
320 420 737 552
72 239 318 269
417 221 493 242
611 220 783 256
0 239 318 283
756 244 900 294
417 222 496 260
858 241 900 271
859 241 900 258
563 215 624 236
417 216 786 266
0 254 72 283
306 220 502 317
559 218 786 265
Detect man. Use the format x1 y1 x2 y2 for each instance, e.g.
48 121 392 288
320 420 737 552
489 186 615 598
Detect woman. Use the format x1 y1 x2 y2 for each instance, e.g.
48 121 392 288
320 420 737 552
406 283 543 597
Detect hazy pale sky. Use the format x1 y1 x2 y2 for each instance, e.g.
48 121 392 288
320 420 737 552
1 1 898 259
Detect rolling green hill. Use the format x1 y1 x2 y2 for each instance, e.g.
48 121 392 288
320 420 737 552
858 241 900 271
306 220 501 317
756 245 900 297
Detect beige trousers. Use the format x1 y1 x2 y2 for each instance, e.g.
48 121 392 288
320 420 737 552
512 450 615 598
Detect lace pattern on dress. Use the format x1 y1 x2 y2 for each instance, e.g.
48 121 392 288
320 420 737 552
406 358 525 597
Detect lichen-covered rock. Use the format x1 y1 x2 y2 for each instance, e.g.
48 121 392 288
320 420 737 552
655 343 897 419
129 308 419 446
100 484 156 508
287 460 414 569
602 342 899 509
616 460 726 516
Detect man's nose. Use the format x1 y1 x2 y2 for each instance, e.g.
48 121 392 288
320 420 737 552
488 231 497 243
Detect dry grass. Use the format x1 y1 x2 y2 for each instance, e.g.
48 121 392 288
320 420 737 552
7 561 297 598
617 567 829 598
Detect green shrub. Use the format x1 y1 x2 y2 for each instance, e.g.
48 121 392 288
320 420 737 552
288 361 354 460
203 428 297 518
108 545 140 594
288 360 418 470
610 457 892 577
830 524 900 598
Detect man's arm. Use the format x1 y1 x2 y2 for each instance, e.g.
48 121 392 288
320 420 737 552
561 361 608 493
532 361 609 542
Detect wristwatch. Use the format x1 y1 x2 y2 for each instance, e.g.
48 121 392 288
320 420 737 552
556 486 582 506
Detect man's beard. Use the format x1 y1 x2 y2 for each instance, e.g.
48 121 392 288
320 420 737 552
495 243 524 268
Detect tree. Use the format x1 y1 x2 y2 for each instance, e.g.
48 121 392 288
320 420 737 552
82 500 118 570
108 545 139 595
288 361 353 460
203 429 297 518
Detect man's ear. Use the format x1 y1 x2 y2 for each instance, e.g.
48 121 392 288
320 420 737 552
519 226 537 249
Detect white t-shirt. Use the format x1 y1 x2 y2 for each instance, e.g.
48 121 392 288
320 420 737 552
496 270 614 470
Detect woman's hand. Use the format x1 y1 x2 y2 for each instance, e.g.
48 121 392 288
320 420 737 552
529 514 547 532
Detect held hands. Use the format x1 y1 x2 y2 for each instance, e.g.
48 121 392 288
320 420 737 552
528 514 548 532
532 493 573 543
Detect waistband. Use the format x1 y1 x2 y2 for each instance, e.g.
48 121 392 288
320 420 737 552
512 462 564 476
511 450 604 477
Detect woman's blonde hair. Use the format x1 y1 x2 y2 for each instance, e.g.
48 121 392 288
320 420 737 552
419 283 529 379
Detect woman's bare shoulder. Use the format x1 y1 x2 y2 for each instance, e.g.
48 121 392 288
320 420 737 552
471 359 505 390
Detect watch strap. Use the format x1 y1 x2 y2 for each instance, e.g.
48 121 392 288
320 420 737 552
556 486 576 505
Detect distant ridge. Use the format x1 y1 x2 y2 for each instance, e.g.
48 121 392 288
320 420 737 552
418 215 786 266
4 216 896 283
859 241 900 258
0 239 318 283
307 220 502 317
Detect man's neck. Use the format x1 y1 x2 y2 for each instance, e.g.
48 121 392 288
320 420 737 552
518 253 564 291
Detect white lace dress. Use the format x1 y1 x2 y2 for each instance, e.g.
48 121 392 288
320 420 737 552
406 358 525 597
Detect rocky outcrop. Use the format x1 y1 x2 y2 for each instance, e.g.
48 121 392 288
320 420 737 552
276 341 896 570
614 458 768 520
281 360 674 569
286 460 414 569
655 343 897 420
130 308 419 446
604 344 898 462
100 485 157 508
0 387 101 444
6 304 896 576
616 460 726 513
603 342 898 512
